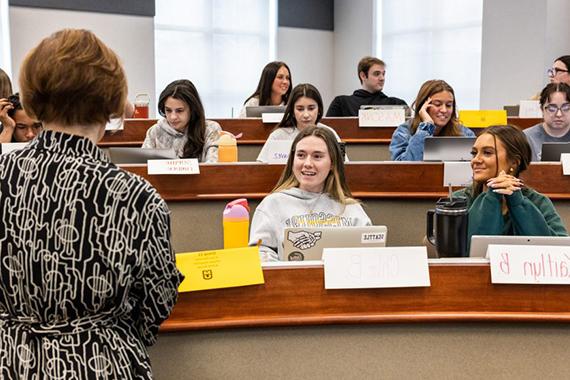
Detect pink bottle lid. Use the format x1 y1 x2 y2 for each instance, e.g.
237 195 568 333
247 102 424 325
223 198 249 220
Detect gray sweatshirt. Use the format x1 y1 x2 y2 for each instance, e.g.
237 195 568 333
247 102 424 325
142 118 221 162
249 187 372 261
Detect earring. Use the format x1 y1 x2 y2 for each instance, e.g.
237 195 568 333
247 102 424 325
509 167 514 173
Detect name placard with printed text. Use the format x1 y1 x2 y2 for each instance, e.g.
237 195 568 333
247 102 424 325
358 108 406 127
489 244 570 284
147 158 200 175
323 246 430 289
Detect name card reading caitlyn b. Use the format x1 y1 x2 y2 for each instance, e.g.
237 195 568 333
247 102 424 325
358 108 405 127
323 247 430 289
176 246 264 292
489 244 570 284
147 158 200 175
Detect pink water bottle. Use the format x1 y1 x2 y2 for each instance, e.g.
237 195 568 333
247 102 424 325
223 199 250 249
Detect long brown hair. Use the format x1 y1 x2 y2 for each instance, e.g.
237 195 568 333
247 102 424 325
0 68 12 99
469 124 531 198
276 83 323 129
272 126 357 205
245 61 292 106
410 79 461 136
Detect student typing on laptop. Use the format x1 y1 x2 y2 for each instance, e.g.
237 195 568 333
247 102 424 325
249 126 371 262
390 80 475 161
453 125 567 244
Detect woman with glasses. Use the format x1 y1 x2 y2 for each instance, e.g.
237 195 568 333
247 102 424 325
523 83 570 161
547 56 570 86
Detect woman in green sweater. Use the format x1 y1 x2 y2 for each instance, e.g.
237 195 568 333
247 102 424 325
454 124 567 240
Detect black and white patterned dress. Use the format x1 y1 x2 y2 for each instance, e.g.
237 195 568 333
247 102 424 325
0 130 183 379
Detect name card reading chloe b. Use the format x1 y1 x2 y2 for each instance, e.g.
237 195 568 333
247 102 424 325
147 158 200 175
358 108 406 127
323 246 430 289
489 244 570 284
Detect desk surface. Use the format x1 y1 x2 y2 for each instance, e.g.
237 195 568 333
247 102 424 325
122 162 570 201
100 117 541 147
162 262 570 332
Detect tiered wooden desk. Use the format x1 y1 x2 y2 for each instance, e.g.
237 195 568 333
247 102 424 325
138 161 570 378
101 117 542 161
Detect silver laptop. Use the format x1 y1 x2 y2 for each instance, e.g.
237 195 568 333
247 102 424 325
281 225 388 261
469 235 570 258
540 142 570 162
423 136 476 162
108 147 177 164
245 105 286 118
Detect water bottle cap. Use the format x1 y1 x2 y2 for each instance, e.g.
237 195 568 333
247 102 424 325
223 198 250 219
217 131 237 146
435 197 468 214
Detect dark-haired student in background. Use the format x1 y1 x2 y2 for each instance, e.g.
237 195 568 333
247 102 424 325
326 56 407 117
239 61 292 118
524 83 570 161
0 93 43 143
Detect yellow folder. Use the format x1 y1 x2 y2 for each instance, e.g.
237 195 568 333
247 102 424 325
176 246 264 292
458 110 508 128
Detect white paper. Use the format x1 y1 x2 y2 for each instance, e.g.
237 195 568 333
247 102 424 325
443 162 472 186
261 113 284 123
561 153 570 175
105 118 124 131
358 108 405 127
264 140 293 164
489 244 570 284
147 158 200 175
323 246 430 289
518 100 542 118
1 142 28 154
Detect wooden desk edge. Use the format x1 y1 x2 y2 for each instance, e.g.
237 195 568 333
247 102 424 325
160 312 570 332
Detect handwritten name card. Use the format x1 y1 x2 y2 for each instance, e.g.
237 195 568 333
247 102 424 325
489 244 570 284
323 246 430 289
147 158 200 175
358 108 405 127
262 113 285 123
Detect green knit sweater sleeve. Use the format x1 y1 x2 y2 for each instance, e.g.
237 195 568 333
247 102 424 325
506 189 568 236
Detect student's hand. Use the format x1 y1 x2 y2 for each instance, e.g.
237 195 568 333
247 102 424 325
419 97 435 125
0 98 15 129
486 170 524 195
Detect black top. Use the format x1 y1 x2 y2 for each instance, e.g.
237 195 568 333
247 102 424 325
0 130 183 378
326 89 408 117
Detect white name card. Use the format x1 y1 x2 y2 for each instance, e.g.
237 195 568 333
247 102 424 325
262 113 284 123
443 162 472 186
489 244 570 284
147 158 200 175
1 142 28 154
105 118 124 131
358 108 405 127
561 153 570 175
518 100 542 118
323 246 430 289
263 140 293 164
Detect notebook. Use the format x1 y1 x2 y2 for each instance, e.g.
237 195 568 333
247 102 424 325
540 142 570 162
245 105 286 118
458 110 507 128
281 225 388 261
469 235 570 258
108 147 177 164
423 137 476 161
